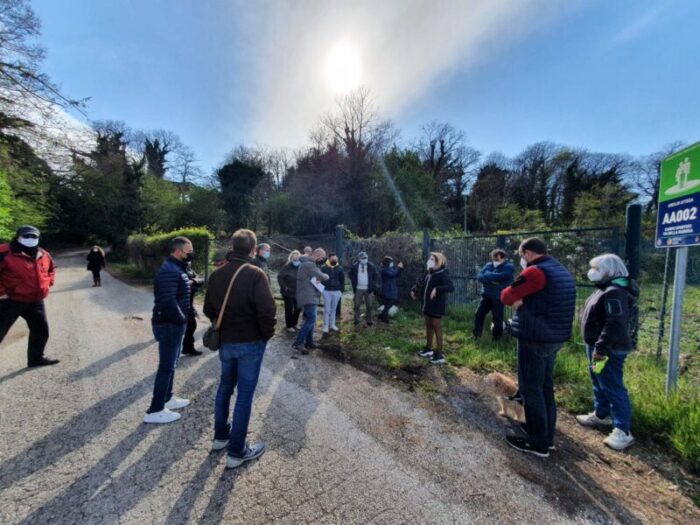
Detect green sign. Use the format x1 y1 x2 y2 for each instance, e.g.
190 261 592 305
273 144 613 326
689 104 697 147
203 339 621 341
656 142 700 248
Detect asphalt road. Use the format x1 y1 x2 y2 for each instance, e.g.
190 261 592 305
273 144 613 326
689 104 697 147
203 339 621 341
0 252 603 524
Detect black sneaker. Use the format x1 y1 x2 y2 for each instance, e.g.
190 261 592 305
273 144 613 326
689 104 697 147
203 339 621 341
505 435 549 458
430 353 446 365
226 442 266 469
418 348 434 358
305 342 318 350
291 343 309 355
28 357 60 368
182 349 203 356
366 321 374 326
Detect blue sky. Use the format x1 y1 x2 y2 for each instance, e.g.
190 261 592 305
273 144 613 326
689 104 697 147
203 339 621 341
33 0 700 175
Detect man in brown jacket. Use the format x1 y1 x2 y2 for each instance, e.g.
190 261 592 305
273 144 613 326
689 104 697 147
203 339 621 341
204 229 276 469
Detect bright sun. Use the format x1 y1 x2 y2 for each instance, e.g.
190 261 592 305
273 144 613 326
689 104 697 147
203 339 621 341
325 43 361 94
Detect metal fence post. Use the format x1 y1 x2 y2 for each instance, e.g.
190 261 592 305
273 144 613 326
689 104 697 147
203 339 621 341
204 239 210 284
335 225 345 266
496 235 507 250
422 229 430 260
625 203 642 280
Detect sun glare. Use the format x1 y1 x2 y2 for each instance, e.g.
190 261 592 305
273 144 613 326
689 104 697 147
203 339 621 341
325 43 361 94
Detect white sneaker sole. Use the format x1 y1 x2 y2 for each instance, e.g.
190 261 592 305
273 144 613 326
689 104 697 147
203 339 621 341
226 449 265 469
604 438 635 451
143 412 181 424
211 440 228 451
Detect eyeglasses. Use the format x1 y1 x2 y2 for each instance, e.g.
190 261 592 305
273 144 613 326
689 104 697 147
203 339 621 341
21 234 39 239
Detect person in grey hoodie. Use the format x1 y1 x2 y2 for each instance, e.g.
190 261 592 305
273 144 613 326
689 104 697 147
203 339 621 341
292 248 329 356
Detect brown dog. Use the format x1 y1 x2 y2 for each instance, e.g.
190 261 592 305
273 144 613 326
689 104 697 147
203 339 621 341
484 372 525 423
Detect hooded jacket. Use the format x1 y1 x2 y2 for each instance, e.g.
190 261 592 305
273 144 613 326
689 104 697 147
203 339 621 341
580 277 640 355
321 260 345 292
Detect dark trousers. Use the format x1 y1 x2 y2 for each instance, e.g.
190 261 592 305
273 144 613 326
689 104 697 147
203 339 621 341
0 299 50 365
91 269 101 280
283 296 301 329
517 340 561 450
473 296 504 338
148 323 186 413
183 306 197 352
379 298 397 321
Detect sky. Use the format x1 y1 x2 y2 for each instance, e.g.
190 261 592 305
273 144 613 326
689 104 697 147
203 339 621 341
32 0 700 176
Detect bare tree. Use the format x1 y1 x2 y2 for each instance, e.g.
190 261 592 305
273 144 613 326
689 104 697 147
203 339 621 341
0 0 85 117
631 142 685 212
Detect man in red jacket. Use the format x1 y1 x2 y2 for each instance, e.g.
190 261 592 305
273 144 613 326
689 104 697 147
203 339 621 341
0 226 59 368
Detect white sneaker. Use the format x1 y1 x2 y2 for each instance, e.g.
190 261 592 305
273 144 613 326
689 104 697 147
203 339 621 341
286 327 296 333
143 408 181 424
331 325 339 332
576 412 613 428
165 397 190 410
604 428 635 451
211 439 228 451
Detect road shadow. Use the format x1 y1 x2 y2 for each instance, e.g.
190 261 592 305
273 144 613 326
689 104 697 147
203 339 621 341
259 341 339 459
0 367 32 387
69 340 155 381
0 372 156 491
19 356 219 524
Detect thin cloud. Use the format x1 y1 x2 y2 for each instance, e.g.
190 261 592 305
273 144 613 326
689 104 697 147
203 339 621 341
607 4 668 48
233 0 575 149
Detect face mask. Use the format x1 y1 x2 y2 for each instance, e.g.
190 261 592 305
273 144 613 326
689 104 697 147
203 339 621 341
291 260 300 267
492 260 503 267
92 248 99 252
261 251 270 261
330 259 338 266
359 258 368 265
427 259 436 270
520 257 528 270
389 262 394 268
587 269 604 282
19 237 39 248
183 252 194 263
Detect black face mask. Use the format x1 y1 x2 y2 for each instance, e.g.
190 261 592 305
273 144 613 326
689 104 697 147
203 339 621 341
183 253 194 263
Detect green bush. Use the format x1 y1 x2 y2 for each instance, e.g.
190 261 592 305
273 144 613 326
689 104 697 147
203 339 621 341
127 227 213 276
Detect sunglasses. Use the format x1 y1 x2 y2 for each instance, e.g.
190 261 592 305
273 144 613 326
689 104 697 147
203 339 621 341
21 234 39 239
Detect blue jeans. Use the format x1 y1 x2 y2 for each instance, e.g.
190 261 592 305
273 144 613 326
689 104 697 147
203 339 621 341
214 340 267 457
586 345 632 433
148 323 186 413
517 340 562 450
294 304 317 346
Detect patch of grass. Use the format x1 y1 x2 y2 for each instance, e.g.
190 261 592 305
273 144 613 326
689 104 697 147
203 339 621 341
337 286 700 471
108 261 153 285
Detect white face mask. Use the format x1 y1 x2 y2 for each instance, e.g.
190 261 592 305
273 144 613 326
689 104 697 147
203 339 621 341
587 269 604 282
520 257 528 270
492 260 503 267
19 237 39 248
427 258 436 270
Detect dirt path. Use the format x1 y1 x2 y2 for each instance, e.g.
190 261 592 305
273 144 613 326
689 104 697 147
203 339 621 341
0 252 695 524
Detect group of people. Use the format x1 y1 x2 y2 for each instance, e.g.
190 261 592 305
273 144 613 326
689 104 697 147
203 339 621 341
0 224 639 470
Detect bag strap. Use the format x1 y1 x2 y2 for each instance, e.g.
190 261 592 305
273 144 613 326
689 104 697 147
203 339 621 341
215 263 249 330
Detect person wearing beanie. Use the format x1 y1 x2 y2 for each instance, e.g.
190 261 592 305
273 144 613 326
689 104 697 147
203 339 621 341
0 226 59 368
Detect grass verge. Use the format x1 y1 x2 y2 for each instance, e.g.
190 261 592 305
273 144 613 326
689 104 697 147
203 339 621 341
336 285 700 473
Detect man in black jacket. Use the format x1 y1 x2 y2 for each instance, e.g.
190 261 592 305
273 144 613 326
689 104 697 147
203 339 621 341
144 237 193 424
182 261 204 356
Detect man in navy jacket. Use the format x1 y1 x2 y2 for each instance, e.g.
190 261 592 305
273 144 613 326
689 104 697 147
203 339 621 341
473 249 514 340
144 236 193 424
500 238 575 458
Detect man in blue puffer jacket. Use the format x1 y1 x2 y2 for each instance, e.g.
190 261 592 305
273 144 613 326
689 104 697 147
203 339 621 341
500 238 575 458
473 249 514 340
144 236 193 424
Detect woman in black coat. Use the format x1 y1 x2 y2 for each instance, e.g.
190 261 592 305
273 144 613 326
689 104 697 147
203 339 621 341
411 252 454 365
277 250 302 333
86 246 106 287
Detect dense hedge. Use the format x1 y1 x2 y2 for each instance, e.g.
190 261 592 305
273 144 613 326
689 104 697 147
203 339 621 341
127 228 213 276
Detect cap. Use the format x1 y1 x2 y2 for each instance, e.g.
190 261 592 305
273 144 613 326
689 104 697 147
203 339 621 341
358 251 368 259
16 225 40 238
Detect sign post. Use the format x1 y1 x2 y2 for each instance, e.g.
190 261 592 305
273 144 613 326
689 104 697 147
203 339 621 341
656 142 700 395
